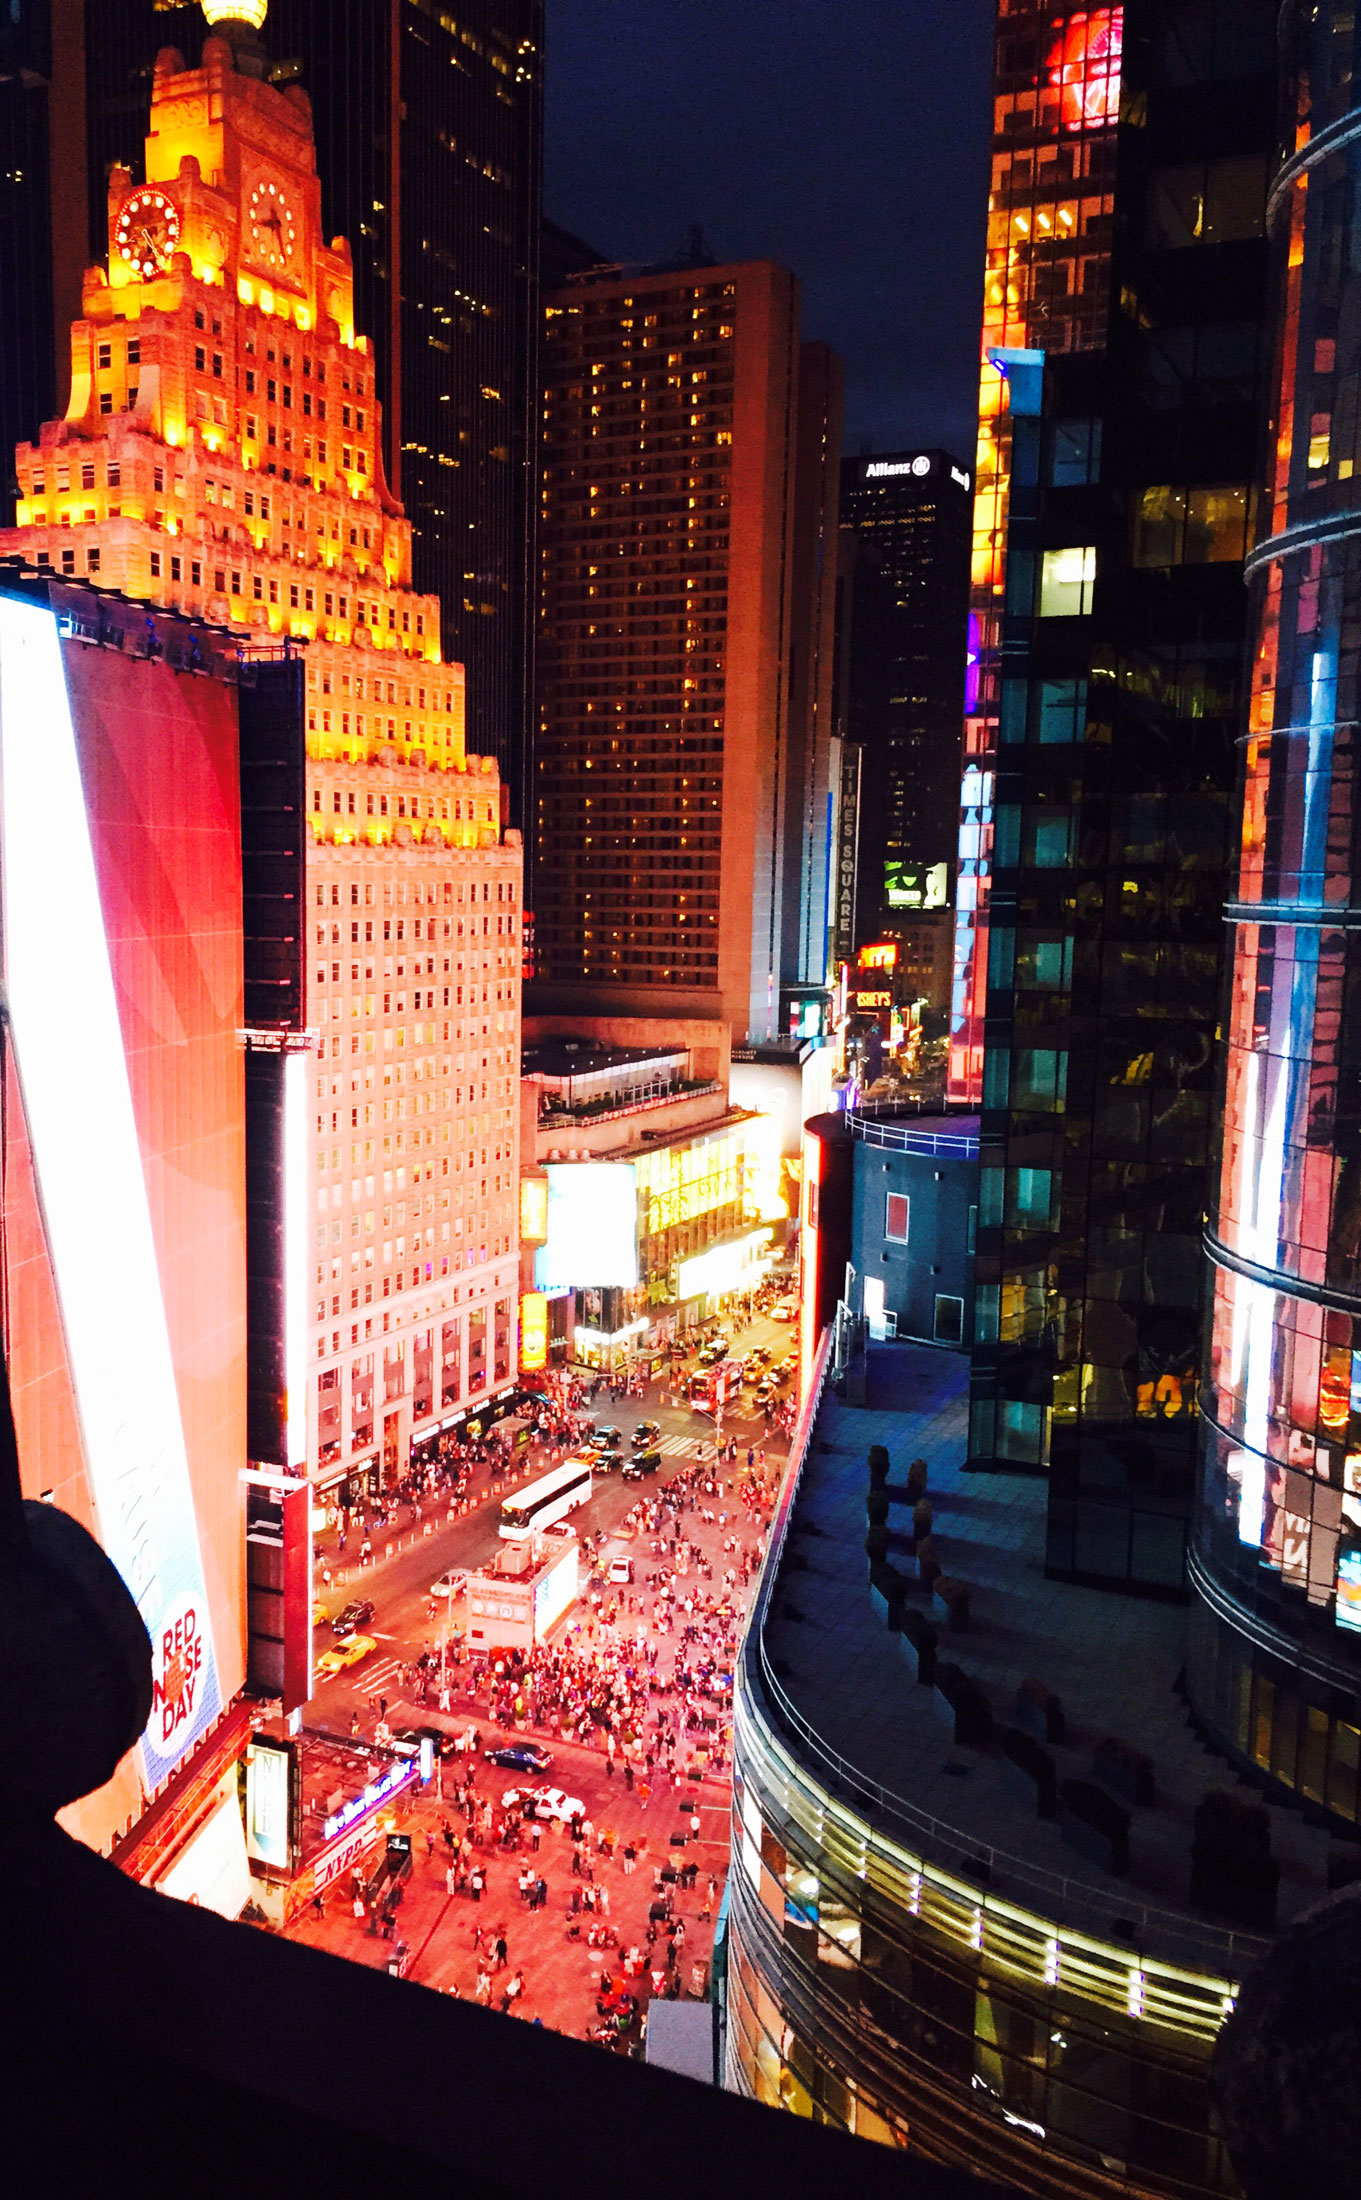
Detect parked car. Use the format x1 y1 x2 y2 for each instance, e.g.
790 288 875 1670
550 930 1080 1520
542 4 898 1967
500 1784 584 1822
484 1740 554 1774
622 1448 661 1480
771 1300 798 1322
330 1598 375 1638
632 1420 661 1446
607 1556 635 1585
314 1632 377 1678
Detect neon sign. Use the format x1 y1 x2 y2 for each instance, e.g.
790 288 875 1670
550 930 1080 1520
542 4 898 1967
323 1757 417 1841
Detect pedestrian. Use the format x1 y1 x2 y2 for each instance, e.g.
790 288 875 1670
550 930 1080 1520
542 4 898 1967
494 1931 508 1970
425 1828 436 1860
352 1893 365 1922
445 1862 457 1898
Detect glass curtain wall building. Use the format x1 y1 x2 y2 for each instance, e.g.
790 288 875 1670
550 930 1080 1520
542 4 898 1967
1189 5 1361 1827
949 2 1124 1105
839 451 972 1002
964 1 1280 1599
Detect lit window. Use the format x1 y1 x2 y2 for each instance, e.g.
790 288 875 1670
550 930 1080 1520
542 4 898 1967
1039 545 1096 617
885 1193 910 1244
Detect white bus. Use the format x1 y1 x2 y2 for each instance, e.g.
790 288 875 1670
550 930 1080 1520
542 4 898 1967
499 1453 594 1541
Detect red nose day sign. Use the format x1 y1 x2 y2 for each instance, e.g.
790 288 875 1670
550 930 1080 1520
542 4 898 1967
0 600 222 1788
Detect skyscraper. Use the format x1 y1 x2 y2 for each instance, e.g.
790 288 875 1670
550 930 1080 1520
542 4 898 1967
533 258 841 1042
1189 1 1361 1828
839 447 972 1002
0 0 89 524
2 8 522 1549
960 1 1280 1596
77 0 543 813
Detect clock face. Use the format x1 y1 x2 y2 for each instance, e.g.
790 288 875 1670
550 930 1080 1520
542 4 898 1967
248 179 298 270
114 187 181 278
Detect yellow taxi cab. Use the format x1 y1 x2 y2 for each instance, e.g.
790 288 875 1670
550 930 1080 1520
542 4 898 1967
314 1632 377 1678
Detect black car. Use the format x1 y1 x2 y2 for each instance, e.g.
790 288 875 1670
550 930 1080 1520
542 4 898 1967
330 1598 375 1638
484 1740 554 1774
633 1420 661 1446
589 1426 623 1452
622 1448 661 1480
391 1725 456 1762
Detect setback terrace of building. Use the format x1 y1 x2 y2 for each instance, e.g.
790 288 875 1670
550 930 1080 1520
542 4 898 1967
759 1343 1340 1981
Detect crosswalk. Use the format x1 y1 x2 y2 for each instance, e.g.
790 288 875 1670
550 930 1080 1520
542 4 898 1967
658 1432 704 1458
354 1653 405 1699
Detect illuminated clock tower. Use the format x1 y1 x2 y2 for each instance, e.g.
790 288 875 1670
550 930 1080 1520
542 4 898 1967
3 2 522 1560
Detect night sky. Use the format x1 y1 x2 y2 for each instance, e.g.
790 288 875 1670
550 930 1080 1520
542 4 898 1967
544 0 997 463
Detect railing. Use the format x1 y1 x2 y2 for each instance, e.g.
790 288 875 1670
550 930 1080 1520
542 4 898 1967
737 1330 1266 2004
537 1079 721 1133
847 1109 979 1159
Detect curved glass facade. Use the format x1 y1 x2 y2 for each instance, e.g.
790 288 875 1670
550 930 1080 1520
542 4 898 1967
1190 5 1361 1813
727 1340 1242 2199
727 1685 1240 2197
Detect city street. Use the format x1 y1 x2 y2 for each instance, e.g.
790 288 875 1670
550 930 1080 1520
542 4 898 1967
283 1304 798 2042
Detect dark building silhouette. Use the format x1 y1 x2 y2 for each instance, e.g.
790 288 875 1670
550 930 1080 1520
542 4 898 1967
964 0 1280 1597
0 0 88 523
838 449 972 1005
75 0 542 815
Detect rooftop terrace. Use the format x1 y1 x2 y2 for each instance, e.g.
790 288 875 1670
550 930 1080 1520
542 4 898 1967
758 1343 1339 1985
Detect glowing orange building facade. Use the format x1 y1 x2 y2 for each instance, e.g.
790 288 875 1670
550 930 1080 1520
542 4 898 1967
2 19 521 1506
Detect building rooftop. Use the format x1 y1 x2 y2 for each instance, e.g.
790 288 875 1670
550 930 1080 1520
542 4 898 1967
522 1036 689 1083
846 1107 979 1158
731 1037 816 1065
760 1344 1339 1982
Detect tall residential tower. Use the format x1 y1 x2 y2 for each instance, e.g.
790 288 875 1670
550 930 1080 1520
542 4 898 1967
533 260 841 1042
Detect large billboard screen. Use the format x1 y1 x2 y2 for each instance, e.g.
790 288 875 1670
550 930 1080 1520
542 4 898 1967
534 1163 639 1291
0 593 248 1799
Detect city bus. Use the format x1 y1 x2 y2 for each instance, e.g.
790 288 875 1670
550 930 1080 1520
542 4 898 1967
499 1453 594 1541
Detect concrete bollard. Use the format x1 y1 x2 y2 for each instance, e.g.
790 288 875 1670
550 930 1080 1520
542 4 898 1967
423 1520 433 1537
385 1541 394 1560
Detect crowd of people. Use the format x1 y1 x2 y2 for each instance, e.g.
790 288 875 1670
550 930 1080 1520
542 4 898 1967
300 1300 798 2044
